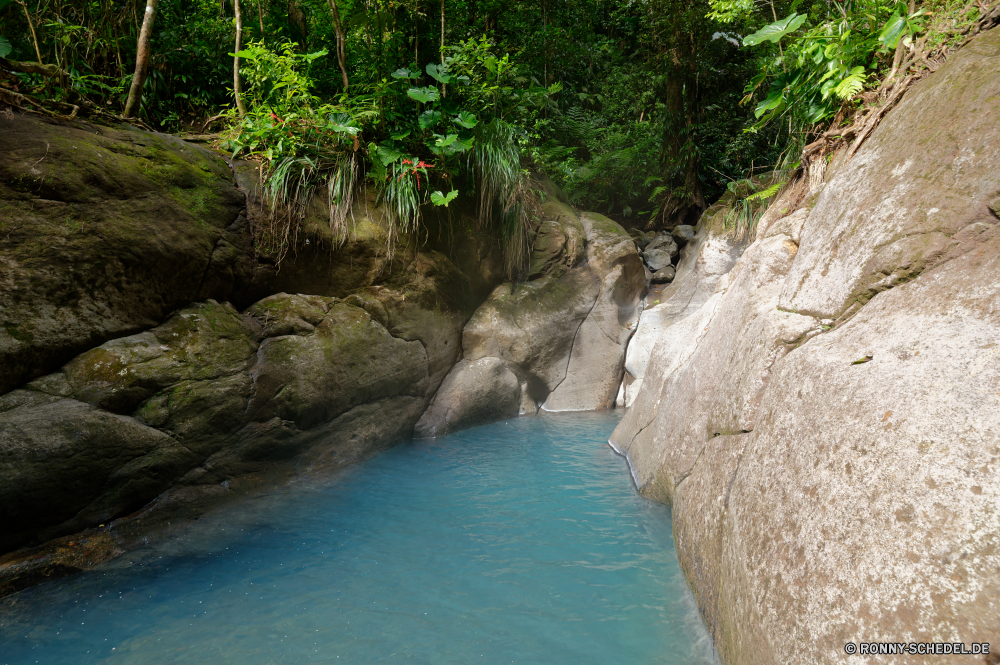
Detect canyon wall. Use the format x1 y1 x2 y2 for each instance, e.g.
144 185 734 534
612 28 1000 664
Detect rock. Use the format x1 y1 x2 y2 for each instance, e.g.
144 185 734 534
414 358 521 437
526 200 586 279
0 395 199 554
619 205 744 406
646 233 679 256
651 266 675 283
671 224 696 245
0 294 447 556
461 268 600 397
420 210 644 427
542 213 644 411
0 115 249 396
642 248 673 272
611 28 1000 664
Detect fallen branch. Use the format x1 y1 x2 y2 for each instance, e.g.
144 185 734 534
200 113 227 133
0 57 69 79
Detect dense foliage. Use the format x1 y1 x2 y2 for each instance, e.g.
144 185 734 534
0 0 991 262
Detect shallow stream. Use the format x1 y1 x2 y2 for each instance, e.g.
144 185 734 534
1 412 715 664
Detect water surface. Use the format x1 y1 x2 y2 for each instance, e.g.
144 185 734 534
1 412 715 664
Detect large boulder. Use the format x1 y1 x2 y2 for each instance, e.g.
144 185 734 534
0 293 447 557
414 357 521 437
542 213 644 412
461 267 601 398
0 115 249 396
611 28 1000 664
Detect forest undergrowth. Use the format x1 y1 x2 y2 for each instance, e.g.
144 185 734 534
1 0 997 267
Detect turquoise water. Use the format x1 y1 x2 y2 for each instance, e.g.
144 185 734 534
0 412 716 665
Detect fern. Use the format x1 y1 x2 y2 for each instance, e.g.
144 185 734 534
833 67 867 100
745 181 782 201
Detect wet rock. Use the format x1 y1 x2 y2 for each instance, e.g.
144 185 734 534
651 266 676 283
671 224 696 245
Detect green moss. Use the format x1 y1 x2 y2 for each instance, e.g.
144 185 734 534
4 322 35 344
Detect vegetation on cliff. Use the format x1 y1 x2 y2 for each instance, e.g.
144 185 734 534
0 0 995 263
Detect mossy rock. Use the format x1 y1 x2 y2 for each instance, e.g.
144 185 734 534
0 115 251 397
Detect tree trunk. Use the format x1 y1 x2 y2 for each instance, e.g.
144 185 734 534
656 50 704 228
327 0 349 91
257 0 265 37
440 0 445 97
287 0 308 48
234 0 247 116
124 0 157 118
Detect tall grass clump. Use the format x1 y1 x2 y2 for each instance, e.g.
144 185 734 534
474 118 536 279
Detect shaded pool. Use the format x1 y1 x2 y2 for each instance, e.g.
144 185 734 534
1 412 716 664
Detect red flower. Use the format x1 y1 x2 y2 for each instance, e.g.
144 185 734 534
401 159 412 165
270 112 283 123
416 161 434 169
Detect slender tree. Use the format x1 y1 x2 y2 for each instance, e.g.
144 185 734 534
327 0 350 91
123 0 157 117
234 0 247 116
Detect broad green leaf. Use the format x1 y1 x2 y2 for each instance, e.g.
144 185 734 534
419 109 442 129
425 63 453 84
407 86 440 104
453 110 478 129
0 35 10 59
878 13 907 48
743 13 807 46
431 190 459 207
434 134 458 148
328 122 360 135
392 67 419 80
376 144 403 166
390 130 411 140
754 85 785 118
302 49 329 62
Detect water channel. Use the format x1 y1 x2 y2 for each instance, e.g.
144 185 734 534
1 412 716 664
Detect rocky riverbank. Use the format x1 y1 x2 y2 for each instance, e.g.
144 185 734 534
0 113 647 596
610 27 1000 664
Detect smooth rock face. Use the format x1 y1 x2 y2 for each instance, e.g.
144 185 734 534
612 28 1000 665
618 206 744 407
542 213 644 412
414 357 521 437
642 248 674 272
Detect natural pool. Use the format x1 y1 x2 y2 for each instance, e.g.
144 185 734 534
0 412 716 665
